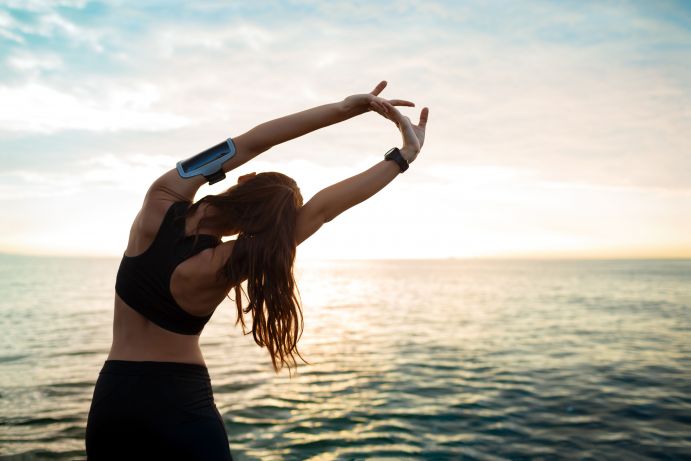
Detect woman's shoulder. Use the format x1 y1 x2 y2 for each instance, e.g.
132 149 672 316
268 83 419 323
124 197 187 257
147 168 206 203
140 196 187 230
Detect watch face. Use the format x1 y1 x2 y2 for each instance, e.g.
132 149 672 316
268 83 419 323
385 147 397 156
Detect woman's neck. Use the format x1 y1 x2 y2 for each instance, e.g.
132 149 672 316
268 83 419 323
189 203 238 237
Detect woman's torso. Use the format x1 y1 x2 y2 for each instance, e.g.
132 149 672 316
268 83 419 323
107 198 235 366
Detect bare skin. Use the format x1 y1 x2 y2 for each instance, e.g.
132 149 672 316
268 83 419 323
107 188 244 366
105 81 428 367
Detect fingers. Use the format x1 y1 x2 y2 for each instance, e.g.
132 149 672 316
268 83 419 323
370 80 387 96
368 81 415 107
387 99 415 107
373 103 397 125
380 100 404 121
418 107 429 128
371 100 390 115
372 99 421 132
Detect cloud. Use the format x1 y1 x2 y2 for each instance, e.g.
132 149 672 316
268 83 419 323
155 22 275 56
0 151 180 200
3 2 690 190
0 4 106 54
1 1 690 257
0 83 193 133
1 0 88 12
6 51 62 72
0 10 24 43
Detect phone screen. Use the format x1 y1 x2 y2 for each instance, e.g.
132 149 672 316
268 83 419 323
180 141 228 173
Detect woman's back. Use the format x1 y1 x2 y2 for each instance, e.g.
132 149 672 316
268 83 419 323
107 197 235 366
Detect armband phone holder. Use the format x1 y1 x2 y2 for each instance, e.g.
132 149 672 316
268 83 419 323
176 138 237 185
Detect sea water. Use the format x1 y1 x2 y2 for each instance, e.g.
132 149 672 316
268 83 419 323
1 255 690 460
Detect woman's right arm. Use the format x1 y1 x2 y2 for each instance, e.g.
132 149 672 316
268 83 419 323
295 104 429 245
295 153 408 244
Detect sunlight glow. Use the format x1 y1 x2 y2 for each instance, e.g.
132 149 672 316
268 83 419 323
1 1 690 259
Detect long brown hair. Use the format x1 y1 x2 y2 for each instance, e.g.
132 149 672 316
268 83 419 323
187 172 307 374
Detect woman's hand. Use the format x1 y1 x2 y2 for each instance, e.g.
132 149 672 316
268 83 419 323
342 80 415 115
371 99 429 164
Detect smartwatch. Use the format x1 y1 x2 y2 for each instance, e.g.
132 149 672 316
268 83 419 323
384 147 409 173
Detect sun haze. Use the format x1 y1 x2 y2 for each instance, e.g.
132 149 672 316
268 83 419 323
1 1 690 259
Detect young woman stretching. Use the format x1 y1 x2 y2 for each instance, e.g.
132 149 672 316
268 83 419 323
85 81 429 460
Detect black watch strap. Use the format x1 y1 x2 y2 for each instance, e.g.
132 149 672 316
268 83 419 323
384 147 409 173
204 170 226 185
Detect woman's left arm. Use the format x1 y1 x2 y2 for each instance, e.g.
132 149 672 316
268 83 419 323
240 100 361 155
145 82 412 203
228 81 414 165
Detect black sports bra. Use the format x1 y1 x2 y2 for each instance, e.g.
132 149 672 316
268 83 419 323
115 201 221 335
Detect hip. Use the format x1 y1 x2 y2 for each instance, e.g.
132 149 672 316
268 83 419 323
86 360 232 459
89 359 215 414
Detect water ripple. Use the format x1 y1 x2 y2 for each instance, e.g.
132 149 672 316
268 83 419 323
1 258 691 459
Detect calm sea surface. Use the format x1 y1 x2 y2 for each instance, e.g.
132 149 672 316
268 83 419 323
0 255 690 460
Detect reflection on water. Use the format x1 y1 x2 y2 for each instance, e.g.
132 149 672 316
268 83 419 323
1 255 690 460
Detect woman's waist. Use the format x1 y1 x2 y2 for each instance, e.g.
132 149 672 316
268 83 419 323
107 338 205 365
99 358 210 380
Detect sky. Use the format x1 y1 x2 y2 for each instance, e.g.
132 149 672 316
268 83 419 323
0 0 690 260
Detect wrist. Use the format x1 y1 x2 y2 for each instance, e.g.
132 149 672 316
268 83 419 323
340 97 368 118
399 146 418 163
384 147 409 173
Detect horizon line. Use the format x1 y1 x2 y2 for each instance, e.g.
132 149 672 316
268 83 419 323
1 250 689 262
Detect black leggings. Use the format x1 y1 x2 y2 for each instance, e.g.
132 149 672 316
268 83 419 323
86 360 233 461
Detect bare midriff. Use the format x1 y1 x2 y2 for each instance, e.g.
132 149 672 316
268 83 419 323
106 293 206 366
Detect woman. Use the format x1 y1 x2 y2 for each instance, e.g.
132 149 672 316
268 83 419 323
85 80 428 460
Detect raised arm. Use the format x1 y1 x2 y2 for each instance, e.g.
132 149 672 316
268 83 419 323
219 81 414 174
294 155 407 245
295 104 429 245
146 82 413 204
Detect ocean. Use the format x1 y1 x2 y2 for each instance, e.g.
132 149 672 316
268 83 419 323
0 255 690 460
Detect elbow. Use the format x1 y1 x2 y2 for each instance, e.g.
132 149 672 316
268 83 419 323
321 200 353 223
321 209 334 223
322 207 343 224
